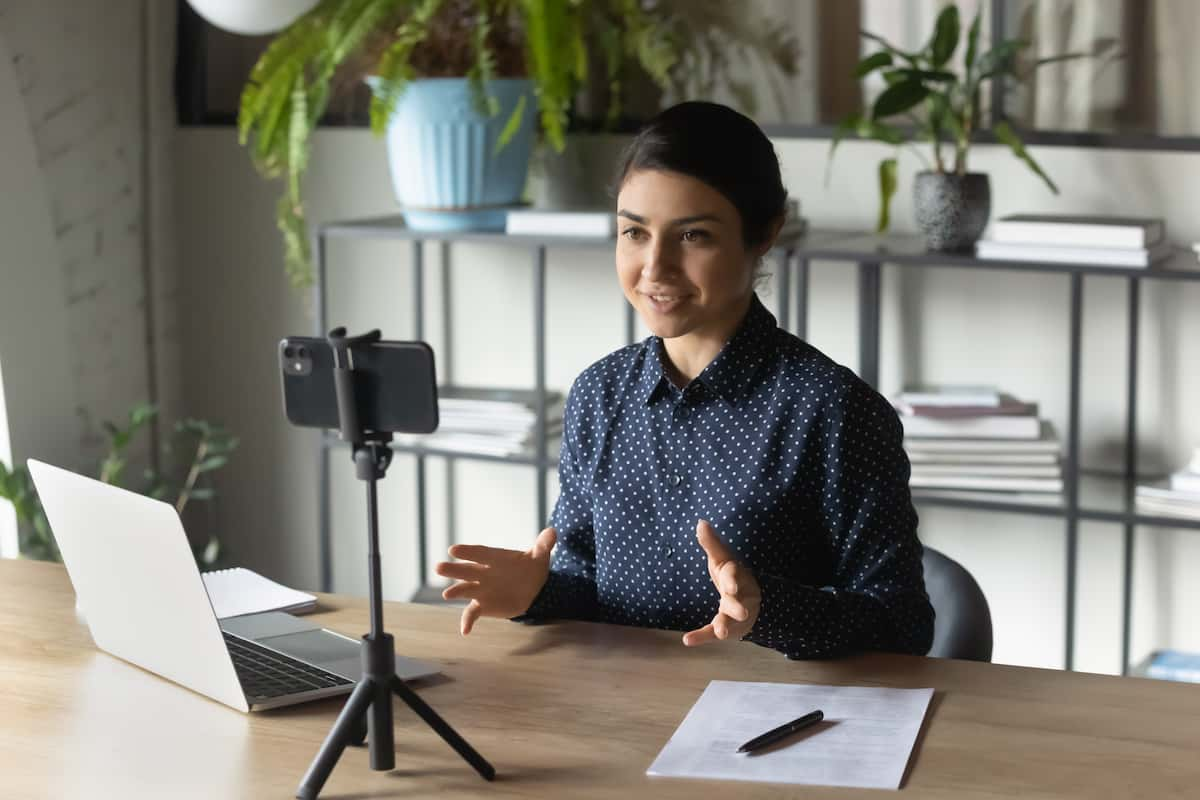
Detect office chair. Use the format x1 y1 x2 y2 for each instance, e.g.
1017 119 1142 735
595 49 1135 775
921 546 993 662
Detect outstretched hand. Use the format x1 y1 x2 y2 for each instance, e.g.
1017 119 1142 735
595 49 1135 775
434 527 557 636
682 519 762 647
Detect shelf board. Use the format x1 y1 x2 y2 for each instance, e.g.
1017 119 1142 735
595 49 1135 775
795 231 1200 282
321 430 560 467
913 471 1200 530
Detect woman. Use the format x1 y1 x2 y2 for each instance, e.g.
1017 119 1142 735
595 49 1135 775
434 101 934 659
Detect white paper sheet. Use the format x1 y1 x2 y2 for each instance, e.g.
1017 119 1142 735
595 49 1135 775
647 680 934 790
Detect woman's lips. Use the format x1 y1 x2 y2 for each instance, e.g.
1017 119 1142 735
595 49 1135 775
642 291 689 314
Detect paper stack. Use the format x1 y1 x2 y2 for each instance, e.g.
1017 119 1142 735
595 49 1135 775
1135 447 1200 520
398 386 563 458
976 214 1170 268
894 385 1063 495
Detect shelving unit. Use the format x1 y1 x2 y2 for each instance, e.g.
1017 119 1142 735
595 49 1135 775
311 216 802 603
792 231 1200 674
312 218 1200 672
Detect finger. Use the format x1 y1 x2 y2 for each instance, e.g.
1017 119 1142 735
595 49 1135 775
447 543 506 564
441 581 481 601
712 611 736 640
695 519 736 567
460 600 482 636
719 595 749 622
682 623 718 647
717 560 739 596
434 561 489 581
531 527 557 558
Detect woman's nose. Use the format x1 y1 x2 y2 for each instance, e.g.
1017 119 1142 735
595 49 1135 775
641 239 678 281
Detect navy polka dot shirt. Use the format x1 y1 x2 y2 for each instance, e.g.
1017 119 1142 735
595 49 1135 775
517 293 934 659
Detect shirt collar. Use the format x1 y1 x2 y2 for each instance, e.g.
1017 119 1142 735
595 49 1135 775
638 293 777 406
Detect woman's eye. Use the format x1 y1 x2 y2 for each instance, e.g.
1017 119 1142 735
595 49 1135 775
682 229 709 242
621 228 644 241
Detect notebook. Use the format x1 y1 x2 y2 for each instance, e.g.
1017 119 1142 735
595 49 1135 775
200 567 317 620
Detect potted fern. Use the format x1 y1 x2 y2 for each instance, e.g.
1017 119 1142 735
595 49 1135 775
237 0 799 287
827 3 1091 251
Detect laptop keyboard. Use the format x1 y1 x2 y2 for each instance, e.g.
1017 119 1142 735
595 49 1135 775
224 631 354 700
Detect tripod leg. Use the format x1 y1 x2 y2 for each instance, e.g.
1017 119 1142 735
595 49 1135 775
368 672 395 770
391 675 496 781
296 679 375 800
350 715 367 746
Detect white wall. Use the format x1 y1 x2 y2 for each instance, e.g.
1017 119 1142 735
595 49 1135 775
173 124 1200 676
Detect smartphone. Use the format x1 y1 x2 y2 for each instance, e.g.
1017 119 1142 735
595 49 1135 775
279 336 439 434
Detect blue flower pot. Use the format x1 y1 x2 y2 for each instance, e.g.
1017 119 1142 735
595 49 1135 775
374 78 537 232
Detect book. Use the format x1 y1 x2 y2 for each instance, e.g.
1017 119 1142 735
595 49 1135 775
909 474 1064 493
900 414 1042 439
896 396 1037 418
897 385 1000 407
903 434 1061 455
975 238 1173 267
990 215 1165 249
1134 484 1200 504
505 209 615 238
911 488 1062 506
200 567 316 620
1135 498 1200 521
1142 650 1200 683
906 451 1059 465
1168 470 1200 494
910 463 1061 478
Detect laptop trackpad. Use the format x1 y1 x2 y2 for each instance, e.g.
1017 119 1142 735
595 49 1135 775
258 629 441 682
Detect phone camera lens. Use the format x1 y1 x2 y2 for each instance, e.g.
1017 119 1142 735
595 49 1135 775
284 346 295 358
297 346 308 358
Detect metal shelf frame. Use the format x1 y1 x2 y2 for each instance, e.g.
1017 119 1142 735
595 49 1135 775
313 219 1200 673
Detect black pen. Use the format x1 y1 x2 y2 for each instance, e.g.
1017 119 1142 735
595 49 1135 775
736 709 824 754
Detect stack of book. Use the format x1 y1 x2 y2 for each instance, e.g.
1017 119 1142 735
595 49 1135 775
505 198 808 240
397 386 564 458
894 385 1063 495
975 215 1170 267
1135 447 1200 520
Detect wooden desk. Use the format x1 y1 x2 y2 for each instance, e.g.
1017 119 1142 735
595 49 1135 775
1 558 1196 799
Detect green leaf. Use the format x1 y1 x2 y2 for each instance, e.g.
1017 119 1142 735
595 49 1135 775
885 68 957 83
854 51 893 78
876 158 898 232
964 10 983 78
825 112 862 185
860 30 921 66
198 455 228 473
928 5 960 68
992 121 1058 193
976 39 1028 80
494 94 527 156
189 488 216 501
872 80 931 119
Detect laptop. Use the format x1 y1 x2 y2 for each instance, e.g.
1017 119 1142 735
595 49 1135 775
27 459 440 712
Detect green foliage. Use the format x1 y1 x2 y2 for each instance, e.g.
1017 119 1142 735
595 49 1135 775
238 0 800 288
0 404 239 568
828 3 1104 232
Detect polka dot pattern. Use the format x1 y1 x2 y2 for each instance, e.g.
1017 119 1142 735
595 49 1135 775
515 294 935 659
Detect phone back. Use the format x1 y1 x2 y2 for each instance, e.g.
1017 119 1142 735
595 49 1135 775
279 337 438 434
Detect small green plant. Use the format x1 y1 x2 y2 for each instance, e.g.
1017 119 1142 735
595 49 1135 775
827 3 1099 231
238 0 799 288
0 404 239 567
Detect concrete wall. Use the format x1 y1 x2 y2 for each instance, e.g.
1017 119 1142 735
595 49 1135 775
0 0 184 558
174 123 1200 675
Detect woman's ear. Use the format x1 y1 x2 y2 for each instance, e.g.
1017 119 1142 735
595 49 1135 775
755 214 787 258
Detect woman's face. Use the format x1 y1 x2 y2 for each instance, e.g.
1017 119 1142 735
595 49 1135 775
615 169 758 342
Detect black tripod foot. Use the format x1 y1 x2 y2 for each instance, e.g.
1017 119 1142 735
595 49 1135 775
392 676 496 781
296 679 375 799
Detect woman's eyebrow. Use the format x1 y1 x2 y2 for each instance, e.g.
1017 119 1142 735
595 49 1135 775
617 210 723 226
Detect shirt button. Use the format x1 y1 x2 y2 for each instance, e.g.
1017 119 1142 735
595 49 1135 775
665 547 674 558
670 474 682 487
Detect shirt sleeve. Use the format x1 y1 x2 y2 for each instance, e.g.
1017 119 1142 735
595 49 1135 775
743 374 935 659
510 381 602 623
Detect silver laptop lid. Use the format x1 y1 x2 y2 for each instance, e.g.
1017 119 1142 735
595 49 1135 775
27 459 249 711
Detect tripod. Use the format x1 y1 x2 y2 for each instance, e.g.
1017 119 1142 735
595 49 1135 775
296 328 494 800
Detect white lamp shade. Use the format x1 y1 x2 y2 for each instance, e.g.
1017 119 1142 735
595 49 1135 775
186 0 320 36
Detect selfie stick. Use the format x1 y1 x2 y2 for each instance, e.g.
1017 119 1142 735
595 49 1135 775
296 327 494 799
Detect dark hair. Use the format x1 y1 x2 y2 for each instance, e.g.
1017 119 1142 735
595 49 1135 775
611 101 788 251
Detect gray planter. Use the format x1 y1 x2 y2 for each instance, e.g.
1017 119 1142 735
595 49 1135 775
913 171 991 251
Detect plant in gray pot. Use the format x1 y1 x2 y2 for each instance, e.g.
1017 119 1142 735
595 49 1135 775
826 4 1092 251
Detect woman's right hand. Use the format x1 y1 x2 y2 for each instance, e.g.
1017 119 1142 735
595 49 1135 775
434 527 557 635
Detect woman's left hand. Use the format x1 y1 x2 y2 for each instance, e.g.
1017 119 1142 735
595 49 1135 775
683 519 762 646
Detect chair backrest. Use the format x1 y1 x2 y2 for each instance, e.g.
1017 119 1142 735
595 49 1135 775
921 546 993 662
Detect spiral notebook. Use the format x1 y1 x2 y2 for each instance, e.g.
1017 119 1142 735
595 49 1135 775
200 567 317 620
